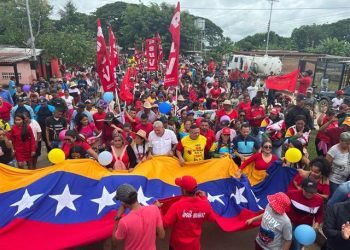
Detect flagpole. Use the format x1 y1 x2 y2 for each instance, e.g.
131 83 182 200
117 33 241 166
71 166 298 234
175 86 178 114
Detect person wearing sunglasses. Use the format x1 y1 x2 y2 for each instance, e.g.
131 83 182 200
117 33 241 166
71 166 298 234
237 139 278 185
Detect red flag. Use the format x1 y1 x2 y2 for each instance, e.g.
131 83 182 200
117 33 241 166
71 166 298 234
266 69 300 93
156 32 163 62
145 38 158 71
164 2 181 87
134 45 144 72
119 68 134 105
108 24 119 70
96 19 115 92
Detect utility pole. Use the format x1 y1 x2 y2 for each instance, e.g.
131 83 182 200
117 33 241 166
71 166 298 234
265 0 278 55
25 0 36 62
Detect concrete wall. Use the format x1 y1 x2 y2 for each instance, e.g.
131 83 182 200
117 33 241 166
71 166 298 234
0 61 36 85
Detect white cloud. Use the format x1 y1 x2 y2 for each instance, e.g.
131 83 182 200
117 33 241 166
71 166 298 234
50 0 350 41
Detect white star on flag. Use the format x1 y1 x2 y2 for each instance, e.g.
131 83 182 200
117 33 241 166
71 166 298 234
207 193 225 206
230 186 248 204
10 189 43 216
49 185 81 216
91 186 116 214
250 190 264 210
137 186 152 206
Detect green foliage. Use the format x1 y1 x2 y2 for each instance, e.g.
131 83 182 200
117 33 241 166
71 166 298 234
306 38 350 57
236 31 294 51
291 19 350 51
0 0 52 47
207 37 237 62
37 25 95 66
55 1 94 32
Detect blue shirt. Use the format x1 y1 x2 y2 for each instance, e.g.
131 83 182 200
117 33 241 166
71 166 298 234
0 89 13 105
232 134 260 156
10 104 36 125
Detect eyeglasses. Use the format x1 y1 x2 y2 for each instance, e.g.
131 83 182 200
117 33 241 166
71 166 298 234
263 145 272 149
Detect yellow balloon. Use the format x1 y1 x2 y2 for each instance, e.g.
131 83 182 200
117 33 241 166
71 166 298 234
285 148 302 163
48 148 66 164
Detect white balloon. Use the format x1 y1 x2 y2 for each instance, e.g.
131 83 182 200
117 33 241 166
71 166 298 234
98 151 113 166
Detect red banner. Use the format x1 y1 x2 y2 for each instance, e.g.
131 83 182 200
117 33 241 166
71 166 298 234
108 24 119 83
96 19 115 92
164 2 181 87
156 32 163 63
134 45 143 72
145 38 158 71
119 68 134 105
266 69 300 93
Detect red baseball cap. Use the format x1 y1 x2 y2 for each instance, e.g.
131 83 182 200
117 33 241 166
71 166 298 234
213 82 219 87
175 176 198 192
267 192 291 215
222 127 231 135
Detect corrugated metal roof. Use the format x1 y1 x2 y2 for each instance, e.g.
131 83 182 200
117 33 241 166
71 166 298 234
0 47 44 64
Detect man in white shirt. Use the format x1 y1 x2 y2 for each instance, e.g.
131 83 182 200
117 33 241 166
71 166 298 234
148 121 178 156
247 79 259 100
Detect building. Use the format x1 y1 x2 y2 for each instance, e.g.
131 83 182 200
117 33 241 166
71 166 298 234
0 47 44 85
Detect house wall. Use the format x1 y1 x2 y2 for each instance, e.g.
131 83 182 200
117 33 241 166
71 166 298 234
0 62 37 85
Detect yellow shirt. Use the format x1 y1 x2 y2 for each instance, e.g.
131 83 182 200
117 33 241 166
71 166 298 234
0 119 11 132
147 97 156 105
180 135 207 162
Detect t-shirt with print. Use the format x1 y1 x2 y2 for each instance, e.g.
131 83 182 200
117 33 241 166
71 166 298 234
256 204 292 250
177 135 207 162
115 205 162 250
46 117 67 141
327 144 350 184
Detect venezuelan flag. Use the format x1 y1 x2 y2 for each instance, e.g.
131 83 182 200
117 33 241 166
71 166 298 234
0 157 296 249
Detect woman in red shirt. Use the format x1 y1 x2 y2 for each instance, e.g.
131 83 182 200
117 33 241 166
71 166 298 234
61 130 98 160
108 133 136 170
246 97 265 137
0 97 12 122
238 139 278 185
288 157 331 199
10 113 36 169
315 109 338 156
209 82 222 100
239 139 278 171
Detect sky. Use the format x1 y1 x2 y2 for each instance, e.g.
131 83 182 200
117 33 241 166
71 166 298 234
50 0 350 41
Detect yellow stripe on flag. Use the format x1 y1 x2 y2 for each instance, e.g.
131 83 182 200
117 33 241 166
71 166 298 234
0 156 240 193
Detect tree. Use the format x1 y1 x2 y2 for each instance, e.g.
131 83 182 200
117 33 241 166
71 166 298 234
37 25 95 66
207 37 237 62
55 0 94 32
0 0 52 46
308 38 350 57
236 31 293 51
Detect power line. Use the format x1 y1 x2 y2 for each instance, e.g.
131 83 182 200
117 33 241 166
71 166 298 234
182 6 350 11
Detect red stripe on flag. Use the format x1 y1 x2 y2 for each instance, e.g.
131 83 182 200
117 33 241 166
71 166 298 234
0 211 116 250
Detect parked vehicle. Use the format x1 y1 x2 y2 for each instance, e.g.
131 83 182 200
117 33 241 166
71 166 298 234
315 85 350 107
224 54 282 75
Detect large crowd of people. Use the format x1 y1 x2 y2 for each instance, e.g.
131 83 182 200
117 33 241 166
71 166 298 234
1 59 350 250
